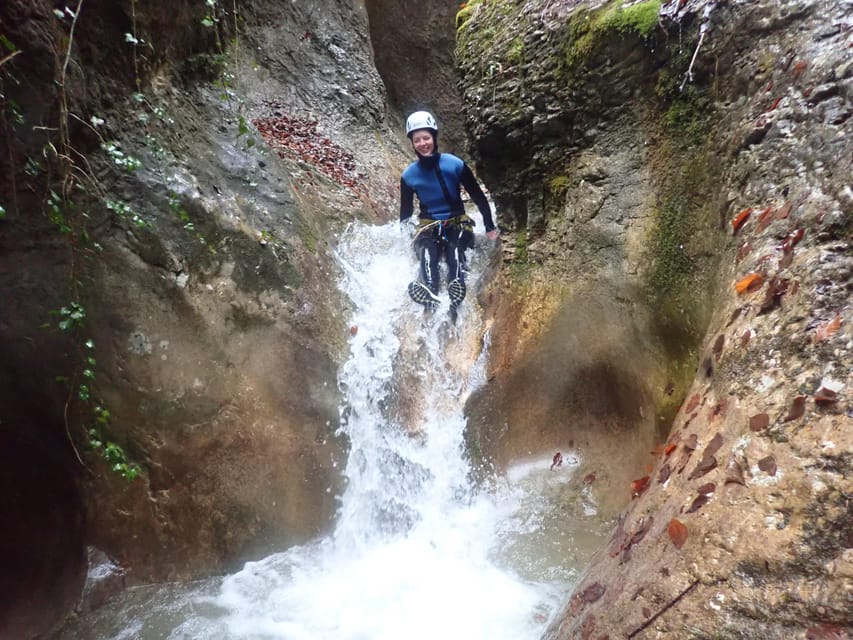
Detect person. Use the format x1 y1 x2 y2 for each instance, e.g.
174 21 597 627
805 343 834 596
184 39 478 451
399 110 498 321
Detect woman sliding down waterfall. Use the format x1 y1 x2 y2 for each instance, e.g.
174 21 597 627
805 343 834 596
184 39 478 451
52 219 608 640
399 111 499 322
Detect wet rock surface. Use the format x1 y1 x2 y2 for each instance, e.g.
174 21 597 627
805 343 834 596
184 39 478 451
1 0 850 636
459 0 851 637
0 0 407 636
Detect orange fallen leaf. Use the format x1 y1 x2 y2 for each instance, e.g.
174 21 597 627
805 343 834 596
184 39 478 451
735 273 765 294
755 205 775 233
668 518 688 549
731 208 752 233
769 96 783 111
814 315 842 343
630 476 650 497
665 443 677 456
349 325 358 336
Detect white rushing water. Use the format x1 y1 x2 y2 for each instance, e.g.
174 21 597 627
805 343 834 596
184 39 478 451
62 220 608 640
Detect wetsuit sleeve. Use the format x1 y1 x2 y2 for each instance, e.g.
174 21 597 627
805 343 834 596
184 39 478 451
400 177 415 222
460 164 495 231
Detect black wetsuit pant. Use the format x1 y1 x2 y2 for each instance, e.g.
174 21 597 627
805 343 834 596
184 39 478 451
416 221 474 295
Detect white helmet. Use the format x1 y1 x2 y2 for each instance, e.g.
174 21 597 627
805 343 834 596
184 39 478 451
406 111 438 137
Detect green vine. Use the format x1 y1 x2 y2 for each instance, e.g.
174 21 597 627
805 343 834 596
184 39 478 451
5 0 148 480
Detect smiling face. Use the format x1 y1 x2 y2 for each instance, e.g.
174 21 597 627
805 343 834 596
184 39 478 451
410 129 435 157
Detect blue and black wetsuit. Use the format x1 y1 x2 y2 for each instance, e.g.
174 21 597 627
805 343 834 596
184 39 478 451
400 153 495 297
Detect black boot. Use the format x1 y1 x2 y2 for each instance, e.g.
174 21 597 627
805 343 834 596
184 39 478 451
408 280 440 309
447 278 466 323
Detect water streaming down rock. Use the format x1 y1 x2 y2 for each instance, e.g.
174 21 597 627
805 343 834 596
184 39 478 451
56 220 609 639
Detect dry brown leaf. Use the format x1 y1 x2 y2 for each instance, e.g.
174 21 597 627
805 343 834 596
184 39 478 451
688 455 718 480
783 396 806 422
712 334 725 360
668 518 688 549
685 393 701 413
703 433 724 458
814 387 838 405
758 455 777 476
814 315 842 343
686 494 710 513
697 482 716 495
749 413 770 431
725 458 745 485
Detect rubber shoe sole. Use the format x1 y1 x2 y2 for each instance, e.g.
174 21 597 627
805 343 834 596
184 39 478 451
408 281 440 307
448 278 466 310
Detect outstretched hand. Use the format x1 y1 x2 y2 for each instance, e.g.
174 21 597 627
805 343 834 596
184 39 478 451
486 229 499 240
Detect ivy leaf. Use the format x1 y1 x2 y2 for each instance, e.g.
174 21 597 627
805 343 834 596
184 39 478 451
238 116 249 137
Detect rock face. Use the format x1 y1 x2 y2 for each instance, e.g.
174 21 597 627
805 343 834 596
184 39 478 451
458 0 851 637
0 0 406 636
365 0 468 152
2 0 850 636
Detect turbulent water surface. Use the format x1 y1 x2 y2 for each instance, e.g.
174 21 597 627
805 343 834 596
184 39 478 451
59 219 610 640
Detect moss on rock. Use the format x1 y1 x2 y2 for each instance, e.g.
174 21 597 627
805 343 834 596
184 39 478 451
564 0 662 70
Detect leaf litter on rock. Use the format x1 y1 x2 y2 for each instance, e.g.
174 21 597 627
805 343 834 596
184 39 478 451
253 110 367 195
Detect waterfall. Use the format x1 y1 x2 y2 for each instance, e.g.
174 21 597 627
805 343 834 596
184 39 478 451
60 220 606 640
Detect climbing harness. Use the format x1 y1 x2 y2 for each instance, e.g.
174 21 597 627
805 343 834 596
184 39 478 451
410 214 474 249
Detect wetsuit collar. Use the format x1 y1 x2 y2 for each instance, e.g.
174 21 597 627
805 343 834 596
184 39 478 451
416 152 440 169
